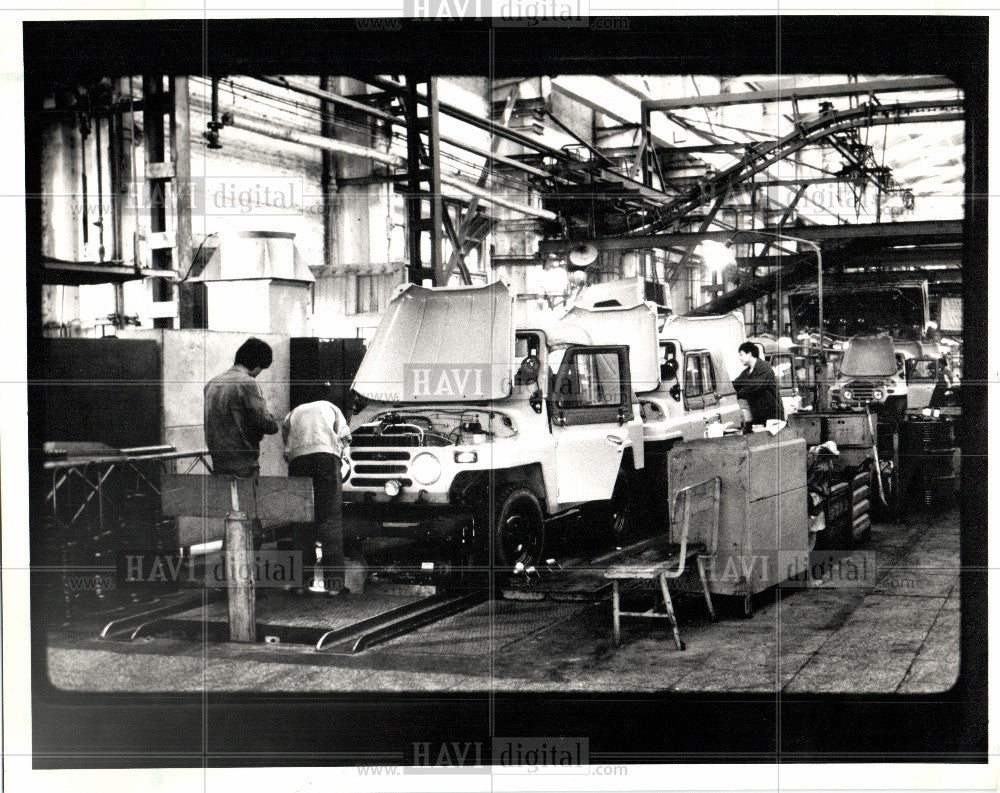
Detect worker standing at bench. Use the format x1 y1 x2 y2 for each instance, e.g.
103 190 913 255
204 338 280 640
204 338 280 480
282 389 353 596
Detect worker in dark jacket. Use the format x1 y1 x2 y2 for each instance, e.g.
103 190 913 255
204 338 280 478
733 341 785 426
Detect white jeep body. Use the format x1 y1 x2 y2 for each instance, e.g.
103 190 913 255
561 295 746 445
341 282 644 560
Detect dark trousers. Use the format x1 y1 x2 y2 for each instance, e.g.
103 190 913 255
288 453 346 581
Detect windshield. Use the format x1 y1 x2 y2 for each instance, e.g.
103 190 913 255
839 337 899 378
908 358 938 381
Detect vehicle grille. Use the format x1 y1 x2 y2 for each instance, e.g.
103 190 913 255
846 380 881 402
354 464 408 475
350 450 410 461
347 447 413 488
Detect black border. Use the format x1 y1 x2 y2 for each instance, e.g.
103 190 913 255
23 15 988 767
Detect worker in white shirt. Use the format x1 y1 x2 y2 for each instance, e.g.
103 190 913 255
282 391 353 595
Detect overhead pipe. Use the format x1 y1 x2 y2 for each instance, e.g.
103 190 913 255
231 113 404 167
229 114 556 220
439 173 556 221
364 75 573 162
254 76 550 179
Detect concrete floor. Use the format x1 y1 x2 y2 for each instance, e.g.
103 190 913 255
46 505 961 694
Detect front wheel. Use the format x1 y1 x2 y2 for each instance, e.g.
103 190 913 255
493 486 546 570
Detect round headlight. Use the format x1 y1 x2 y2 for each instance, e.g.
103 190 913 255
873 390 883 400
843 390 853 401
410 452 442 485
341 456 351 482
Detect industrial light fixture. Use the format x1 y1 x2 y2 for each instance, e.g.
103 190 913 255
696 240 737 273
568 242 599 268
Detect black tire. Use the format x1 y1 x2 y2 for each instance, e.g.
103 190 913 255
606 469 639 547
493 486 545 570
872 461 899 520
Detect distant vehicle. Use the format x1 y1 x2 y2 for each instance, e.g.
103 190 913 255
829 334 908 420
567 282 746 445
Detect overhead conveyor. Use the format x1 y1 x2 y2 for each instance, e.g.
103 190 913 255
635 98 964 233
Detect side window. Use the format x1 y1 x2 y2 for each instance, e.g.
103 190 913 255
552 347 631 427
793 356 811 388
702 353 717 393
559 351 624 409
592 352 622 406
894 353 907 376
702 353 719 405
660 341 679 380
684 354 704 399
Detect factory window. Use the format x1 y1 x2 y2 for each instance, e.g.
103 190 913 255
354 275 381 315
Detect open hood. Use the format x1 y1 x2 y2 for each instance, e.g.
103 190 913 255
561 303 660 392
353 281 515 402
840 335 899 378
661 311 747 383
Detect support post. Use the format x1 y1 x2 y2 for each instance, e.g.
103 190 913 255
224 479 256 643
169 76 192 283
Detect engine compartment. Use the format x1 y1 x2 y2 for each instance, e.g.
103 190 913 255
352 408 518 448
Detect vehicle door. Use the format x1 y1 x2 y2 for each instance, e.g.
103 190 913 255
905 357 937 409
794 354 815 409
769 352 802 415
705 351 743 428
549 345 634 505
680 350 720 439
698 351 725 430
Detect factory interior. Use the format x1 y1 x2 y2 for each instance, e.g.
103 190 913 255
23 24 985 742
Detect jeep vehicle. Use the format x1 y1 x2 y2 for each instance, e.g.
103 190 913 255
829 334 908 420
562 301 745 443
559 298 745 533
342 281 645 571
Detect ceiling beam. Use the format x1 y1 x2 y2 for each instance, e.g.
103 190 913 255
642 76 957 113
538 219 962 255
